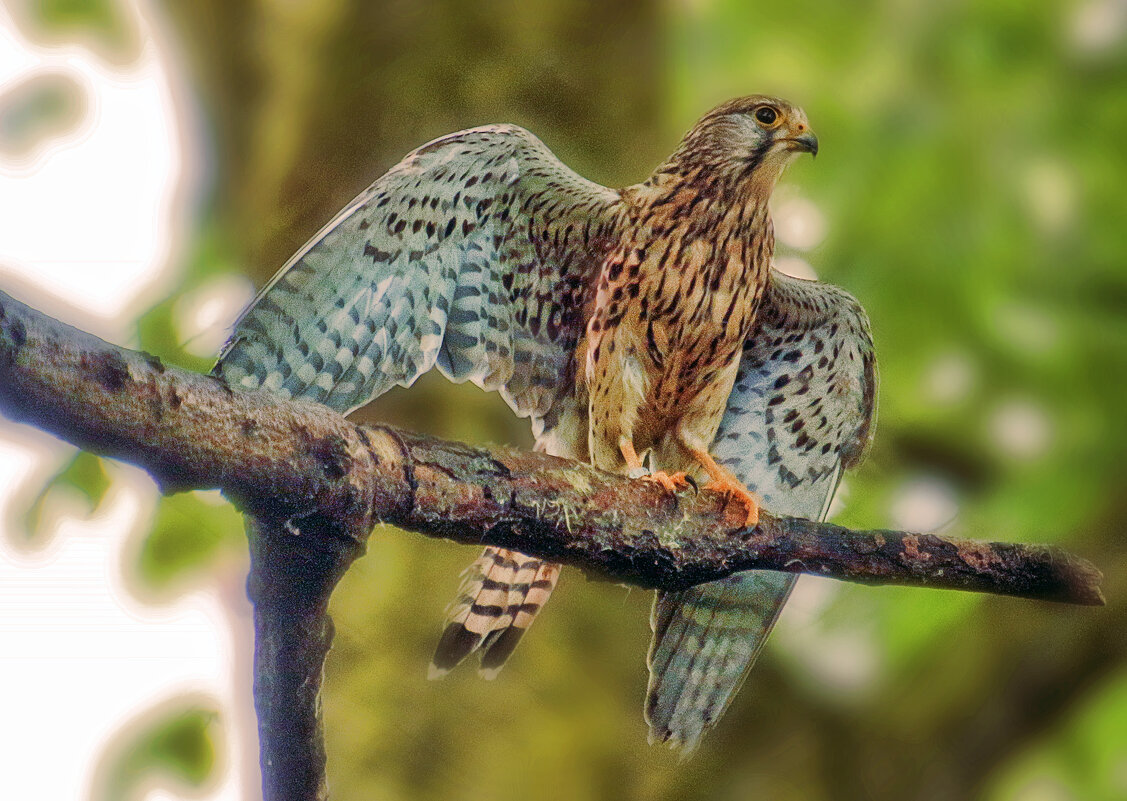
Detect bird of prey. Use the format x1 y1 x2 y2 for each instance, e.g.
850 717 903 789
214 95 877 752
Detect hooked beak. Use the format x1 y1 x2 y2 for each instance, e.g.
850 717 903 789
783 130 819 157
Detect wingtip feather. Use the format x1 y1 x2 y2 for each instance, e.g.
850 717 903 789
478 665 504 681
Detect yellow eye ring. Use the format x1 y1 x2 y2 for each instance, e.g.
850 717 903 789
754 106 780 127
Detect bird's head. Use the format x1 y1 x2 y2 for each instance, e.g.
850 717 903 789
663 95 818 190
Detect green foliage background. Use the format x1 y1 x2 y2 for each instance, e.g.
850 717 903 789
6 0 1126 799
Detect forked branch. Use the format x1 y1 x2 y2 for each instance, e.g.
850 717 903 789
0 287 1104 800
0 288 1103 604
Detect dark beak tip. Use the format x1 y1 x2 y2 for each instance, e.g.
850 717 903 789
784 132 819 157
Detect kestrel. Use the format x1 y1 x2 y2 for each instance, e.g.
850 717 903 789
215 95 877 752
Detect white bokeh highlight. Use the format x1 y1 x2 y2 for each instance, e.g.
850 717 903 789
923 350 977 406
889 475 960 533
0 4 247 801
990 398 1052 461
774 195 827 251
776 577 882 699
1070 0 1127 54
774 255 819 281
172 274 256 358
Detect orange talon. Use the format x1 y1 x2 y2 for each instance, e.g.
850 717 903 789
684 445 761 527
640 470 693 494
702 477 760 527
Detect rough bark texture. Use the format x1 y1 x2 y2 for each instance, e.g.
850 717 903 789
0 288 1104 603
0 287 1106 800
248 518 343 801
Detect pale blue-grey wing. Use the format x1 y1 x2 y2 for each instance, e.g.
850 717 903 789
213 125 621 427
646 269 877 751
213 126 616 683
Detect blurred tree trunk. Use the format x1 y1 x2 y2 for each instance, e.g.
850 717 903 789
160 0 662 278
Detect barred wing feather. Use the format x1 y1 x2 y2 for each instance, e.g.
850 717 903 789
213 125 620 679
214 125 620 427
645 269 877 751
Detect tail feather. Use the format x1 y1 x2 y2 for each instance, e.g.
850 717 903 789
647 580 733 745
428 549 508 678
429 547 559 679
480 561 560 677
645 571 795 752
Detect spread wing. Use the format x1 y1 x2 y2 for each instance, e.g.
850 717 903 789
214 124 621 429
718 269 877 502
645 269 877 751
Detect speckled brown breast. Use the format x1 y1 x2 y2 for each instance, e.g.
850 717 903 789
584 173 775 456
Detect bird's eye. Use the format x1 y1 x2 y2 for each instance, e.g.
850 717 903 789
754 106 779 126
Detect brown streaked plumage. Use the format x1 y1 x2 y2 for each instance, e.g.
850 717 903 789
214 94 875 752
585 96 817 523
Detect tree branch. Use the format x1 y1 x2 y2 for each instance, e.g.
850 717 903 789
0 287 1105 800
0 288 1103 604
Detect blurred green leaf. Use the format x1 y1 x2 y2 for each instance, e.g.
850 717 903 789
988 670 1127 801
0 71 86 159
33 0 118 30
135 491 244 591
94 705 220 801
137 224 243 372
20 0 137 59
20 450 109 544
